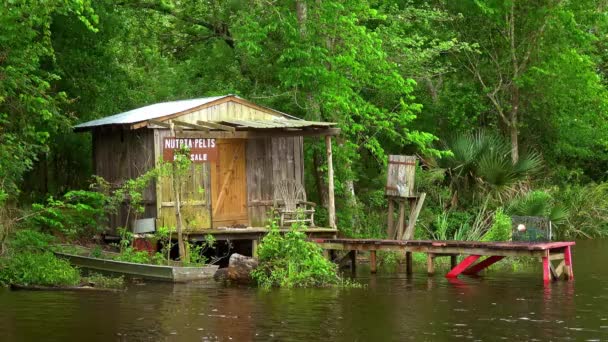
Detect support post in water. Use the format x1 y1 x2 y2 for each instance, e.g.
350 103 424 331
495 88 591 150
406 252 413 275
427 253 435 275
542 252 551 283
564 246 574 280
370 250 377 273
349 250 357 272
252 239 259 258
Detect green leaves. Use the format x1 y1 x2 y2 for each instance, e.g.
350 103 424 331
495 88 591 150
0 0 97 201
440 130 542 204
0 252 80 287
252 218 343 288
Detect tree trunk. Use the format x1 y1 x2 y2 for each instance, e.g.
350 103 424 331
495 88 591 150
509 120 519 164
296 0 307 36
509 85 520 164
170 123 187 262
172 162 187 262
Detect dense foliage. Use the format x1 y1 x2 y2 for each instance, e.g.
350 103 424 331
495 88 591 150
0 228 122 288
2 0 608 241
252 220 342 288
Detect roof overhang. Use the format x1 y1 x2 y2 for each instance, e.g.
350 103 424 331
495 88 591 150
149 118 340 138
73 95 302 132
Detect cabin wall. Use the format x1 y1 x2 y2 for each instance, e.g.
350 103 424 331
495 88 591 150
153 129 212 230
176 100 279 124
246 136 304 226
92 128 156 232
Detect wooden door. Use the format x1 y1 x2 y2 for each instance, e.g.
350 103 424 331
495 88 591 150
211 139 248 227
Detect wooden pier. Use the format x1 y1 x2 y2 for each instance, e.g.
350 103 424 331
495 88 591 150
313 238 575 283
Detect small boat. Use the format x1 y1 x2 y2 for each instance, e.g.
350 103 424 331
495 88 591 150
54 251 219 282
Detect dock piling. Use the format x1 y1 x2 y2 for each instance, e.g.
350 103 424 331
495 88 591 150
370 250 377 273
426 253 435 275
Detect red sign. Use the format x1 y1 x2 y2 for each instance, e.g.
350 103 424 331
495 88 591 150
163 137 218 163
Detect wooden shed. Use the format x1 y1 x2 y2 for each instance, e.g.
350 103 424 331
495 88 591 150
75 95 339 237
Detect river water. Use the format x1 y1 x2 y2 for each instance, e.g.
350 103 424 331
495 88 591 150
0 239 607 341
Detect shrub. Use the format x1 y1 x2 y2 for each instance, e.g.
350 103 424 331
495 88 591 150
0 252 80 286
251 219 342 288
113 248 151 264
481 208 512 242
553 183 608 238
26 190 108 238
7 229 55 254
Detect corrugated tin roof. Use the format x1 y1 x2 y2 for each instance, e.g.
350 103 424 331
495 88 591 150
73 95 336 132
222 118 335 129
74 96 229 130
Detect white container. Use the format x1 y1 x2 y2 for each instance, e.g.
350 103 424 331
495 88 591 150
133 218 156 234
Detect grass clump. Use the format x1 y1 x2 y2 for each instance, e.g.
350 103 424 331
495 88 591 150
0 228 124 289
252 218 354 288
481 208 512 242
0 251 80 287
83 273 125 289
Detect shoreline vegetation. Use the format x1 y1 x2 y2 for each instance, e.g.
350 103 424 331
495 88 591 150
3 1 608 289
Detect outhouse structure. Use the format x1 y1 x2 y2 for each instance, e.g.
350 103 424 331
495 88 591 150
75 95 338 240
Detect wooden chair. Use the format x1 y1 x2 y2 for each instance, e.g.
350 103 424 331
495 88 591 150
273 179 316 227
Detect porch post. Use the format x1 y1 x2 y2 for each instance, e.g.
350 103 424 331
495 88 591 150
325 135 336 229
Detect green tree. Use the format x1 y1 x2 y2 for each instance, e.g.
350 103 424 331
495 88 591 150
0 0 97 203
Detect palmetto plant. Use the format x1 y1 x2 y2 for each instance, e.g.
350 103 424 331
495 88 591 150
507 191 568 224
439 130 542 205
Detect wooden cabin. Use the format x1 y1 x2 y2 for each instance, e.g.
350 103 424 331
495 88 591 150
75 95 338 239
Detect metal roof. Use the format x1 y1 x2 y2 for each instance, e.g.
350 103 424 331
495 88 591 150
74 95 307 130
221 118 335 129
74 96 229 130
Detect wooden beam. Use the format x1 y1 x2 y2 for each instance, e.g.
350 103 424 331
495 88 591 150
157 128 340 138
403 192 426 240
148 119 171 128
446 255 481 278
325 135 336 229
387 198 395 239
172 120 210 132
131 96 237 130
196 120 236 132
396 201 406 239
247 127 341 138
461 255 505 275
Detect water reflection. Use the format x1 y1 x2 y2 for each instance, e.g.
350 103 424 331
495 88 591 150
0 240 606 341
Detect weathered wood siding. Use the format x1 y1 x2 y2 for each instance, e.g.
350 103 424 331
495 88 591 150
92 128 156 231
246 136 304 226
153 129 212 230
176 100 279 124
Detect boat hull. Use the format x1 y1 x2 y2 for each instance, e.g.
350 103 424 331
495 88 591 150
55 252 218 282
